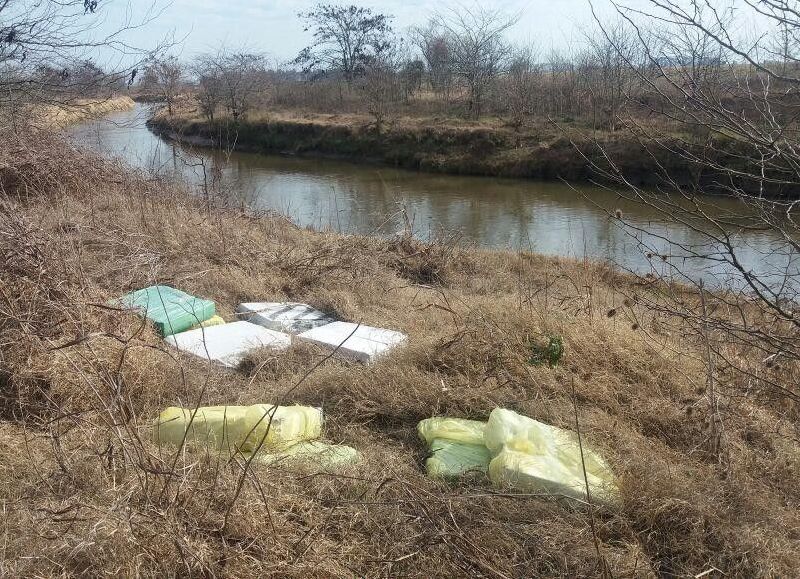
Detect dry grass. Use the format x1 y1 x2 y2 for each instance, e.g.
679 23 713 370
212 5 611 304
32 95 135 129
160 101 571 139
0 129 798 577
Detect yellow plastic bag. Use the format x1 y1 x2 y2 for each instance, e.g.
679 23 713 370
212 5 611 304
489 448 618 504
153 406 247 452
239 404 323 453
417 417 486 446
153 404 323 453
485 408 619 505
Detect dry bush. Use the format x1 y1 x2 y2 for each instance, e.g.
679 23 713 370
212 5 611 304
0 129 797 576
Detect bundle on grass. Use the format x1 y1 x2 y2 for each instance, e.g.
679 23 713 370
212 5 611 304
0 129 798 576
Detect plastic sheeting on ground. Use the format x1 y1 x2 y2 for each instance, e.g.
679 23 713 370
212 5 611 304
485 408 619 505
297 321 407 363
153 404 323 453
237 302 335 334
417 417 490 478
164 321 291 368
250 441 360 469
121 285 216 337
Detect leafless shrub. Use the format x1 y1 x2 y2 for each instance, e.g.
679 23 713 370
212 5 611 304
0 0 164 112
575 1 800 460
193 50 268 120
432 5 517 119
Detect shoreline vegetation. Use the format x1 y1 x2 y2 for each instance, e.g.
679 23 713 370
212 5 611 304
146 104 794 197
1 128 797 576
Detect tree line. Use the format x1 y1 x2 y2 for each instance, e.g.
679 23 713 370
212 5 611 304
134 4 660 132
135 1 800 137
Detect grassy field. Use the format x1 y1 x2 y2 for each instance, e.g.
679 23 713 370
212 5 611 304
0 128 798 576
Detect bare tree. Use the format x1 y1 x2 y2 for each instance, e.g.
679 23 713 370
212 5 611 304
359 46 404 133
218 52 266 120
434 5 517 119
546 46 580 119
0 0 162 112
503 46 540 129
196 51 267 121
194 67 223 122
769 20 799 75
412 20 453 98
400 59 425 100
579 19 640 131
294 4 394 85
644 1 731 101
149 56 183 115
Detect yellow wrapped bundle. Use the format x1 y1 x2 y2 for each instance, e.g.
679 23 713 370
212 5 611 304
153 406 247 452
417 417 486 445
153 404 323 454
238 404 323 453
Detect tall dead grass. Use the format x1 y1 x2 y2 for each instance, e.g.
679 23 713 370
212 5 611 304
0 129 797 577
32 95 136 129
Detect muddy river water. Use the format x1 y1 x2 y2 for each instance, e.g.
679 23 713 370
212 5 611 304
69 104 797 288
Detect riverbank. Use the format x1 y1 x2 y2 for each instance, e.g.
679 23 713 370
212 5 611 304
33 95 136 129
1 129 797 576
147 106 793 196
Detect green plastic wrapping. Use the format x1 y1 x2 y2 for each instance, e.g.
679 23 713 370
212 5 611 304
121 285 216 337
425 438 491 478
252 441 360 469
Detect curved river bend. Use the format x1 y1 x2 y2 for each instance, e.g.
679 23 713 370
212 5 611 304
69 104 796 288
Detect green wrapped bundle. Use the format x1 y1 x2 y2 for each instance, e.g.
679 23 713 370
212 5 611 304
426 438 491 478
121 285 216 337
418 417 491 479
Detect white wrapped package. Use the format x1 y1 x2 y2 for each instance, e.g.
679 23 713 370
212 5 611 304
297 321 407 363
485 408 619 505
164 321 291 368
237 302 334 334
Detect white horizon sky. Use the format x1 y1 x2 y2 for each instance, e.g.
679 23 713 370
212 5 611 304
91 0 655 65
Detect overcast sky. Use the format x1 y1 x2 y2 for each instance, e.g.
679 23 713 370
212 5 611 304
94 0 653 65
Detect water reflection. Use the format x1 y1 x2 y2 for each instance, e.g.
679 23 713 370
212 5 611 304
68 104 797 289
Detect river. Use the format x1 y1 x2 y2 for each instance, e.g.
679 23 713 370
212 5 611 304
68 104 797 289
